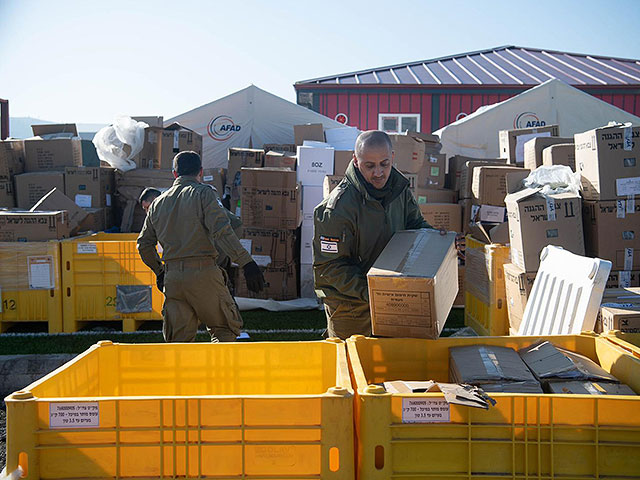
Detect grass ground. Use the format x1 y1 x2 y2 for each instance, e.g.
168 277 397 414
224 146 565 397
0 308 465 354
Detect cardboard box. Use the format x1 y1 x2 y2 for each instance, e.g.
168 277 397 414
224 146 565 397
294 123 324 146
519 340 617 383
0 181 15 208
582 200 640 270
542 143 576 170
459 160 509 199
0 139 25 181
64 167 115 208
30 187 88 233
575 124 640 201
607 270 640 288
523 136 573 171
600 303 640 333
201 168 224 195
498 124 559 164
296 146 334 186
78 207 110 232
240 227 296 265
503 263 536 334
505 188 584 272
415 187 457 205
235 263 298 300
240 168 301 229
389 134 425 174
547 381 635 395
227 148 265 203
24 124 82 172
134 124 203 170
0 210 70 241
15 172 65 209
263 143 296 154
367 229 458 339
300 262 316 299
302 185 323 225
131 116 163 128
323 175 343 198
419 203 462 232
423 153 446 187
472 166 528 206
265 151 296 169
449 345 542 393
333 150 353 176
447 156 505 192
301 224 313 264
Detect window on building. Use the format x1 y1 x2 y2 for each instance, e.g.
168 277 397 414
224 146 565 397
378 114 420 133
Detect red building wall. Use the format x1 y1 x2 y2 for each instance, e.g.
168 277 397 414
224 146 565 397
309 89 640 133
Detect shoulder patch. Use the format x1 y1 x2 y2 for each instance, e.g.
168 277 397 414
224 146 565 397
326 183 348 210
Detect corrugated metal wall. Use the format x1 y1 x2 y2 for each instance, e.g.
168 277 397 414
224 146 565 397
311 90 640 133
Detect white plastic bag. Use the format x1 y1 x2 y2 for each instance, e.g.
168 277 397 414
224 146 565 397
92 116 148 171
523 165 581 196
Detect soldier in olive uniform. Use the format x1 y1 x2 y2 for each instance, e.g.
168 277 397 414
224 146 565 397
137 151 264 343
313 130 431 339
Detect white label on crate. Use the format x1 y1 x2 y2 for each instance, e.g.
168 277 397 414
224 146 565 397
75 194 92 208
252 255 271 267
27 256 54 290
50 402 99 429
545 196 556 221
624 248 634 271
240 239 252 253
77 243 97 254
619 271 632 288
105 193 112 207
479 205 505 223
624 126 633 151
617 200 626 218
402 398 450 423
203 175 214 182
173 131 179 150
628 195 635 214
616 176 640 197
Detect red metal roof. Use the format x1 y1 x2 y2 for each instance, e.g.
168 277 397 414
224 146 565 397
296 46 640 87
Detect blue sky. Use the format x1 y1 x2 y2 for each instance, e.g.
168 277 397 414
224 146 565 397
1 0 639 124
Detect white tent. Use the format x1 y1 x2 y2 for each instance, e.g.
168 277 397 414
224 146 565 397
434 79 640 159
166 85 344 168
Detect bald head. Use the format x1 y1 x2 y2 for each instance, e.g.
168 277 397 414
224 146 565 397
353 130 394 189
355 130 392 158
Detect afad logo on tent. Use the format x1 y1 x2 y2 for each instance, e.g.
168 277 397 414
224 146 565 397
514 112 547 129
208 115 241 141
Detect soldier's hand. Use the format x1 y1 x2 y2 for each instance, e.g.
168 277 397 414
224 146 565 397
156 270 165 292
243 261 265 293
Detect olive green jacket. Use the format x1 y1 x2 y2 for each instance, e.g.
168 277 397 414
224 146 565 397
313 163 430 304
137 176 252 275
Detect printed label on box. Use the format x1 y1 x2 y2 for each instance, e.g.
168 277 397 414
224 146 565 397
75 194 92 208
628 195 635 214
617 200 626 218
546 196 556 221
430 166 440 176
625 248 634 271
106 193 112 207
50 402 99 429
620 271 632 288
240 239 252 253
402 398 450 423
27 256 54 290
77 243 98 254
616 176 640 197
203 175 214 182
624 126 633 151
252 255 272 267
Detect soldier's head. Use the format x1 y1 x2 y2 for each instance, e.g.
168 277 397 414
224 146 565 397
353 130 394 190
173 151 203 180
139 187 161 214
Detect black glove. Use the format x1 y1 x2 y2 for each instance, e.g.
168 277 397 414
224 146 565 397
243 261 265 293
156 270 165 292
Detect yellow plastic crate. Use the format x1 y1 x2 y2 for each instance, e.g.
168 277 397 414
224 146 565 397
0 241 62 333
603 331 640 358
5 339 354 479
464 234 510 336
60 233 163 332
347 334 640 479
